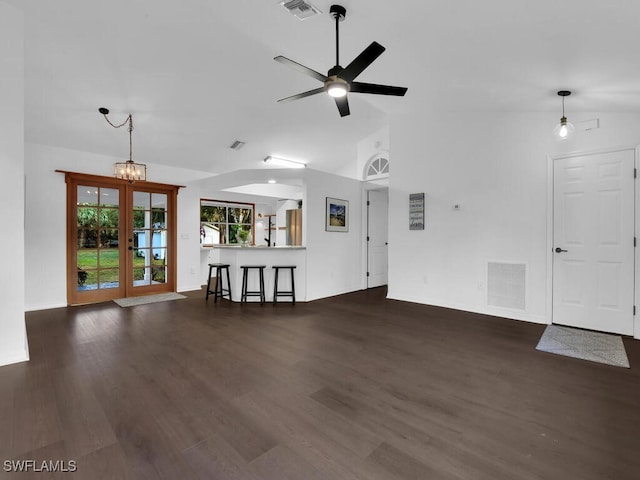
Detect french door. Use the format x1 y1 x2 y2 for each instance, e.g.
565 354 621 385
65 172 178 305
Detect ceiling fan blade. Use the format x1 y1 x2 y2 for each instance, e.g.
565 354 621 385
350 82 408 96
277 87 325 103
274 56 328 83
338 42 386 83
334 96 350 117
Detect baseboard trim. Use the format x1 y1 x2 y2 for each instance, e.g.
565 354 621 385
177 285 204 293
25 302 67 312
0 349 29 367
387 293 548 325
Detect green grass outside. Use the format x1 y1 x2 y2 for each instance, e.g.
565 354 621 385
77 249 165 286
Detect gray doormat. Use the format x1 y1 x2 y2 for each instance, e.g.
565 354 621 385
113 292 187 307
536 325 630 368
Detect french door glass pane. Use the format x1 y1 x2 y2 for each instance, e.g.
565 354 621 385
100 188 119 207
133 248 149 259
77 249 98 268
151 230 167 248
77 208 98 227
133 191 150 210
133 210 147 228
100 208 119 229
134 230 151 249
133 267 151 286
151 210 166 227
99 269 119 289
152 266 167 284
99 249 119 267
78 186 98 205
152 193 167 210
77 228 98 248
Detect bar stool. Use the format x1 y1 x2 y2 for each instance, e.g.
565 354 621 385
206 263 232 303
272 265 296 304
240 265 266 304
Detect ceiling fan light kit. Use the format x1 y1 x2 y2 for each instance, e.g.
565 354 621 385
274 4 407 117
553 90 575 140
326 79 349 97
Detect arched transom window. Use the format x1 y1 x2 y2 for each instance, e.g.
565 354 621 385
365 155 389 180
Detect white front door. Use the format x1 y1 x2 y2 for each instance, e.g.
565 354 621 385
553 149 635 335
367 189 389 288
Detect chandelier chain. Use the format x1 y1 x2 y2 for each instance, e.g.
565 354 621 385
101 112 134 162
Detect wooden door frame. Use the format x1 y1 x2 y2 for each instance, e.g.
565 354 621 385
61 171 180 305
547 146 639 339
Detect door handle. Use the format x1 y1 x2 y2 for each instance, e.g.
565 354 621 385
555 247 568 253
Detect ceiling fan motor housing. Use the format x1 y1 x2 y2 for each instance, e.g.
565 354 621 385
327 65 343 76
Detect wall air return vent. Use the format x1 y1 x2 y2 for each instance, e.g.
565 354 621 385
280 0 321 20
487 262 526 311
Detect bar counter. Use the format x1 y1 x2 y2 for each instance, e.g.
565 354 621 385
206 245 306 302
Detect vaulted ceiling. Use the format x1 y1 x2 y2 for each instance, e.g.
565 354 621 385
9 0 640 177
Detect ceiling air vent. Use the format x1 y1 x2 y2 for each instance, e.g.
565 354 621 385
280 0 321 20
229 140 246 150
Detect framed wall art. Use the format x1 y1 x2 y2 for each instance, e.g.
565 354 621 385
409 193 424 230
325 197 349 232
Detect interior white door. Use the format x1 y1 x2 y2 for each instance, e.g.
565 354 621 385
553 149 635 335
367 189 389 288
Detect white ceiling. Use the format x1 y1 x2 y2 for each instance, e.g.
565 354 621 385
10 0 640 177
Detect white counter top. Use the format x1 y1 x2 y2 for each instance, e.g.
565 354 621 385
209 245 306 250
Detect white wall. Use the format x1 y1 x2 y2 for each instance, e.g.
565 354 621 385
305 169 364 300
389 110 640 329
0 3 28 366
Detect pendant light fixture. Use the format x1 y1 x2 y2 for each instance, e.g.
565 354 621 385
99 107 147 183
553 91 575 140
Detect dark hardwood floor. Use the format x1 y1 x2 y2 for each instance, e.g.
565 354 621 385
2 287 640 479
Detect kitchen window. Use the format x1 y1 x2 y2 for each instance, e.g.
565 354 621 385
200 199 254 246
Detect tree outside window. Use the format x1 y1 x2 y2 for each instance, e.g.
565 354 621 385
200 200 254 246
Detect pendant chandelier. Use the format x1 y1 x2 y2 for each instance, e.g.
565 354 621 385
553 90 575 141
99 107 147 183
